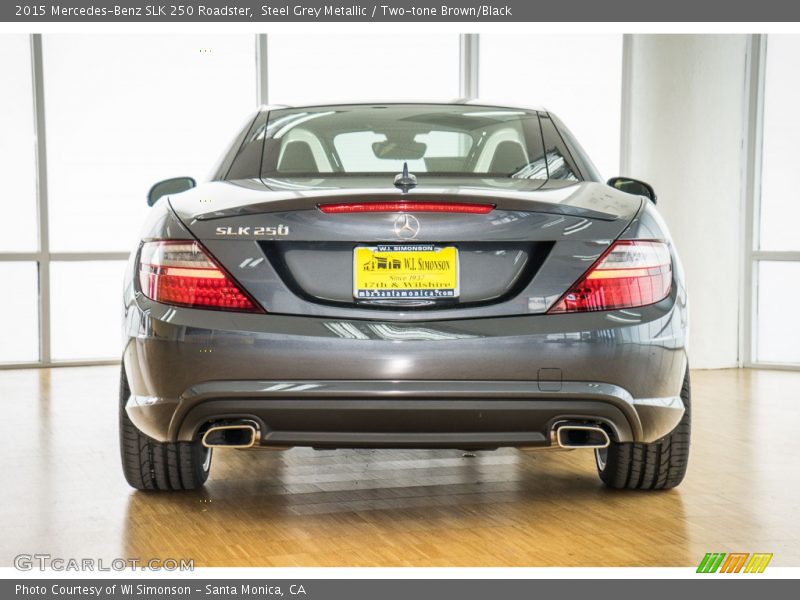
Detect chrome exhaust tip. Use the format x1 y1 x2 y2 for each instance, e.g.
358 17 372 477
555 424 611 449
201 421 260 449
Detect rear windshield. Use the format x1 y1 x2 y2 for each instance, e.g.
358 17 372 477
227 104 582 181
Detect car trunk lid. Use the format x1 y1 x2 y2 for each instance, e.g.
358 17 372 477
168 177 643 319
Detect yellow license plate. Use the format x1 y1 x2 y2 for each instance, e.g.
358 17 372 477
353 245 459 299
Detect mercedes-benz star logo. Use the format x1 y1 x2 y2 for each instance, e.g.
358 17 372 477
393 214 420 239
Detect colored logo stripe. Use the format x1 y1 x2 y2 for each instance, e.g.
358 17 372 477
744 553 773 573
720 553 749 573
697 552 773 573
697 553 726 573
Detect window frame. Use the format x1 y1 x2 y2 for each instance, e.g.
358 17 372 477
743 34 800 369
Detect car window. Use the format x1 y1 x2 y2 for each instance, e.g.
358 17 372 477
333 130 474 173
253 105 560 179
276 127 333 173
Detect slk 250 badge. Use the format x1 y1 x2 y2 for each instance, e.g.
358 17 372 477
215 225 289 236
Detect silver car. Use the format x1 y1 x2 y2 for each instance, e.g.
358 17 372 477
120 102 690 491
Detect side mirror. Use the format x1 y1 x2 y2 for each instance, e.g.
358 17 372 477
607 177 657 204
147 177 196 207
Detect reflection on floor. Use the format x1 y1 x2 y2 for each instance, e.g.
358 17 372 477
1 366 798 567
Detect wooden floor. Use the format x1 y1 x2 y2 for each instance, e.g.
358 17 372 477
1 366 798 567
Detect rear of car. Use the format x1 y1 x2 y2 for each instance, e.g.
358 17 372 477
120 103 690 492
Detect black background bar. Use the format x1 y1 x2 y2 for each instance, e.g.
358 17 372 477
3 0 800 23
4 578 799 600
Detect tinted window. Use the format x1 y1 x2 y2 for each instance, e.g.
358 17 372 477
224 104 568 180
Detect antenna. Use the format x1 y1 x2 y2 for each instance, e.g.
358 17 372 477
393 162 417 193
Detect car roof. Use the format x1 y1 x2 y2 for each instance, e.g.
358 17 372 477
257 99 549 114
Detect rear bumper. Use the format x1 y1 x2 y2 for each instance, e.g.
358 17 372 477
122 291 688 447
126 379 684 448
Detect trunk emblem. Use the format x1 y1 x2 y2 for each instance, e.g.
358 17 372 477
393 214 420 239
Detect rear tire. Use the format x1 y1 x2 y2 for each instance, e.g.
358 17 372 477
119 366 211 490
595 368 691 490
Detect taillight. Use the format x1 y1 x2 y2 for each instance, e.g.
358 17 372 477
318 202 494 214
548 241 672 313
138 241 263 313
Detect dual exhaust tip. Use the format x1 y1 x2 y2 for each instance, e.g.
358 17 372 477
202 421 260 449
554 423 611 449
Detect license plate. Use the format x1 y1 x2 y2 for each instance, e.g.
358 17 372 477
353 245 459 299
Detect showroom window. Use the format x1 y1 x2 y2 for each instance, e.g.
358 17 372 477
0 34 258 366
42 34 257 253
752 35 800 365
267 35 460 105
480 34 623 178
0 35 40 363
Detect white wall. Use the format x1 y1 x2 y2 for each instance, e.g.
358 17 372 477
627 35 748 369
